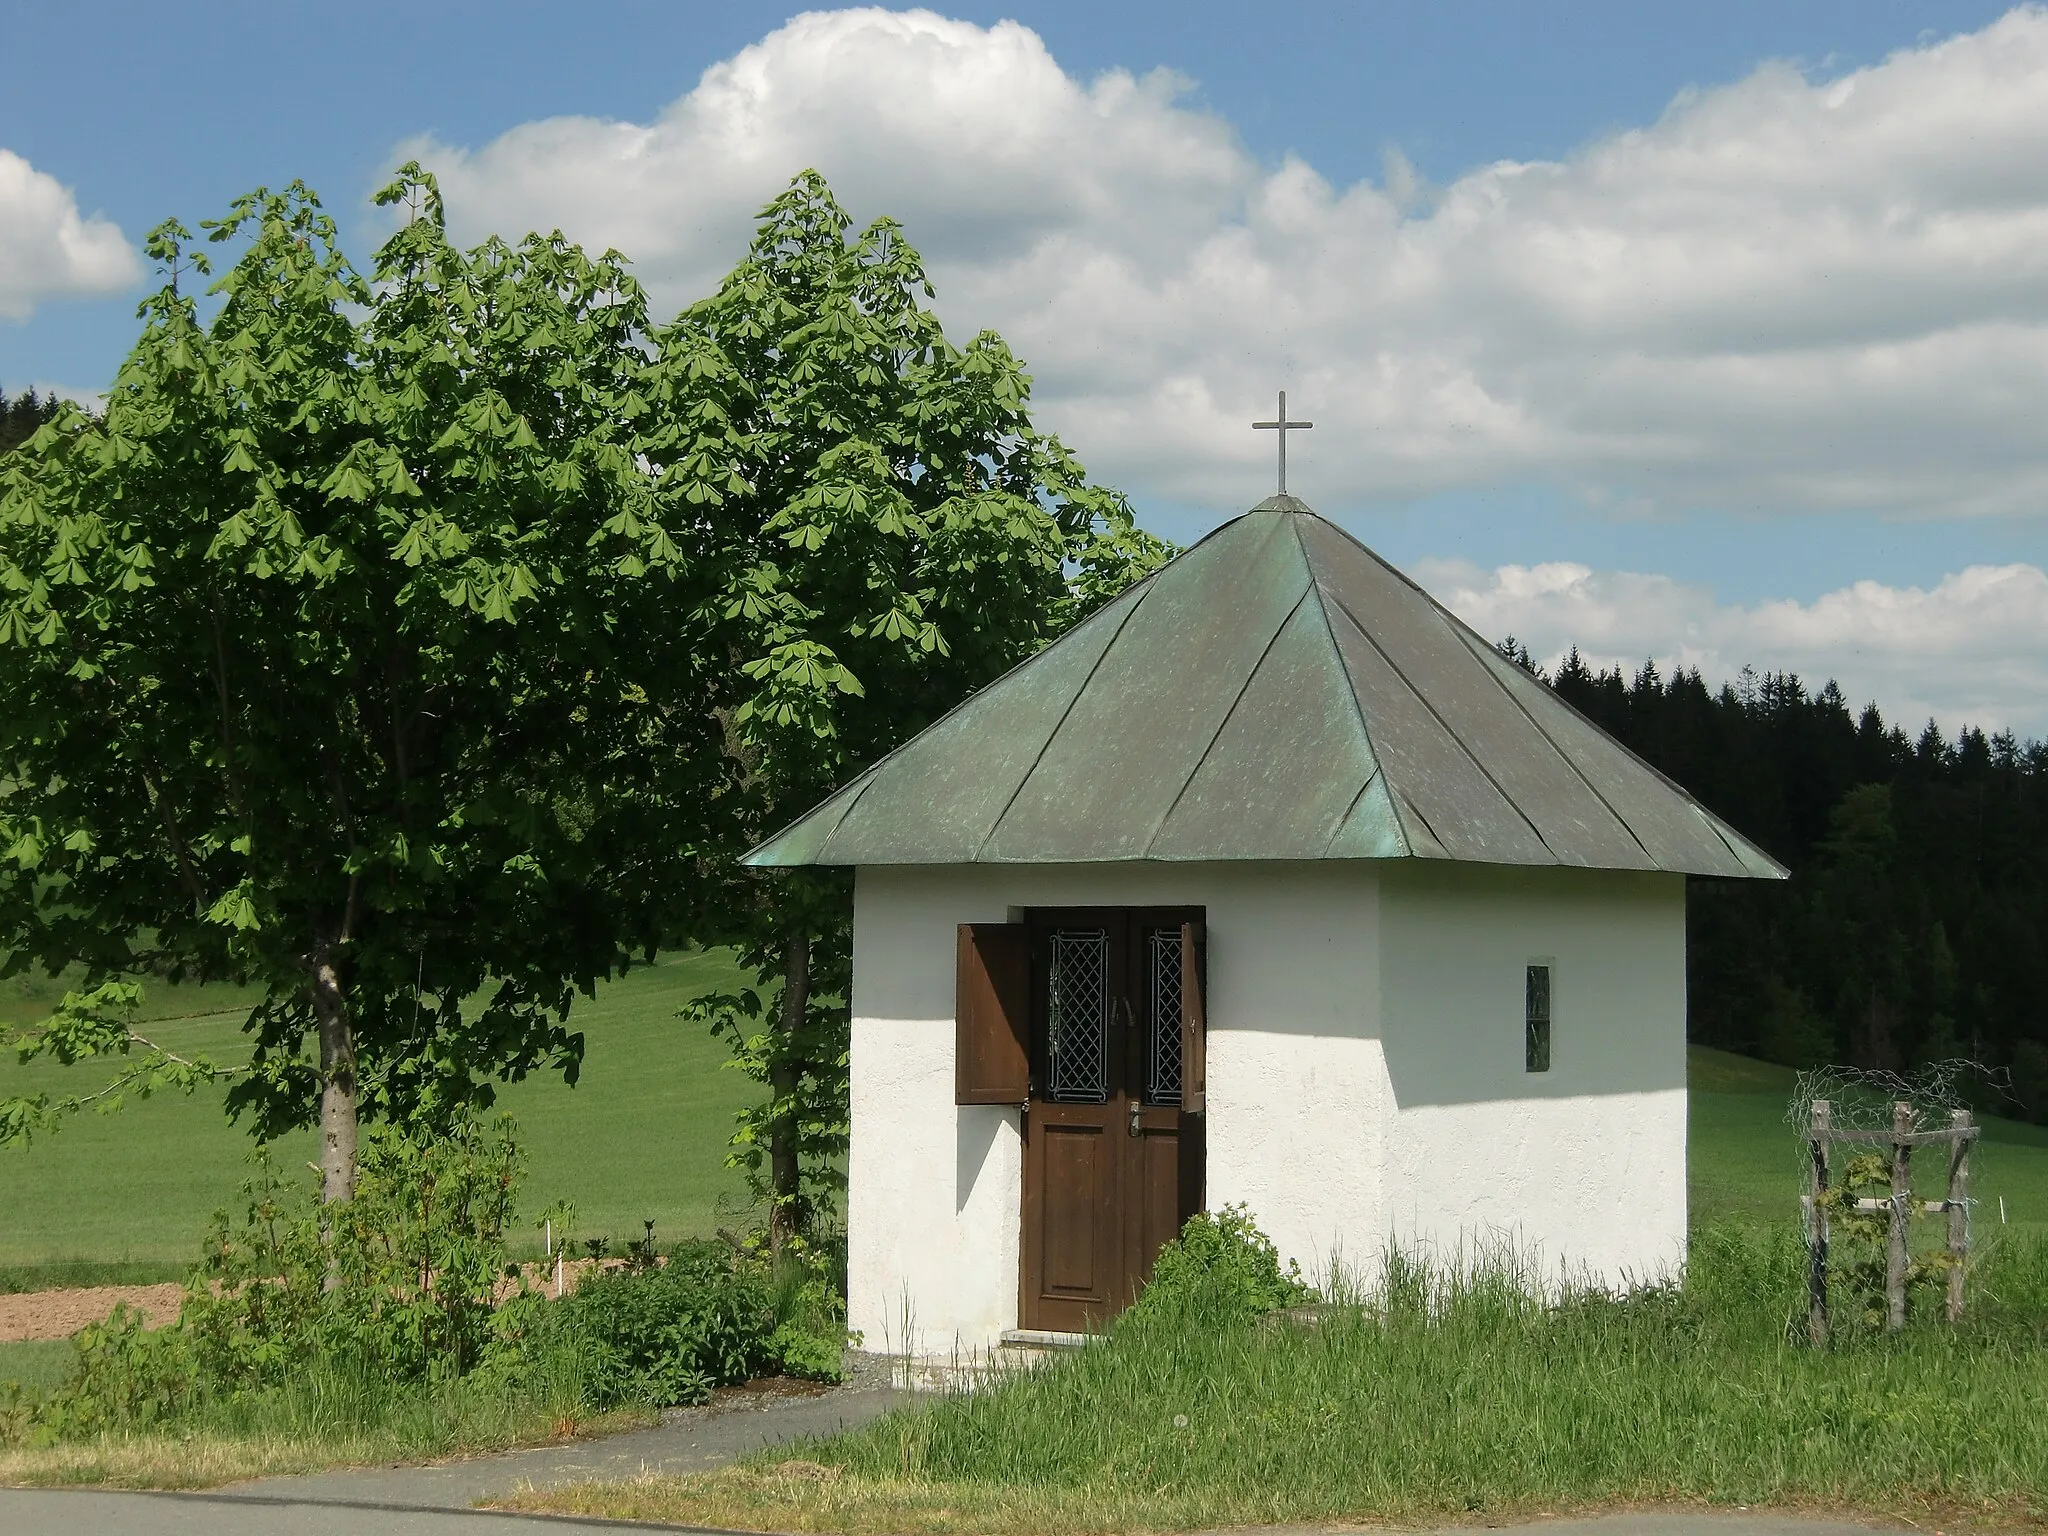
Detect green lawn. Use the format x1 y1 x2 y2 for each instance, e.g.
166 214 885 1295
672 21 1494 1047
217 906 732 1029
1687 1044 2048 1232
0 1341 74 1394
1 951 759 1278
7 955 2047 1283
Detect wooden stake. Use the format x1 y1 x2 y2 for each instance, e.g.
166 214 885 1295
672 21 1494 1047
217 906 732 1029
1887 1101 1913 1332
1808 1099 1831 1348
1946 1107 1972 1323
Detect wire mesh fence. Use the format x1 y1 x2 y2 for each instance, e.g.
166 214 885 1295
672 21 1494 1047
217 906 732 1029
1788 1061 2008 1344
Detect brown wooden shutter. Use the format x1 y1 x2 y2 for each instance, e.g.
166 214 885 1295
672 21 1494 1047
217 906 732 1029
1180 920 1206 1113
956 923 1030 1104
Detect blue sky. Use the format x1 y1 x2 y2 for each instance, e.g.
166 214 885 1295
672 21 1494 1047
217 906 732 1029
5 2 2046 731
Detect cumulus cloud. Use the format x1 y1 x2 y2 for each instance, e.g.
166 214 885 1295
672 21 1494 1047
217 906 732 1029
407 8 2048 729
1417 557 2048 738
412 5 2048 520
0 150 138 320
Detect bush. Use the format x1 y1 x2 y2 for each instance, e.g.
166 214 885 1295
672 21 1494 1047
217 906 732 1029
1122 1205 1312 1330
558 1242 775 1407
8 1113 541 1441
553 1239 846 1408
0 1112 855 1447
182 1112 524 1390
21 1304 198 1440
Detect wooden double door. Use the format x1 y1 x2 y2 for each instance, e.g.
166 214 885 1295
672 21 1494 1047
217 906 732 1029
1019 908 1205 1333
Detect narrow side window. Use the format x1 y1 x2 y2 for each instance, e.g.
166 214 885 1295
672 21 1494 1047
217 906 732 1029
1525 963 1552 1073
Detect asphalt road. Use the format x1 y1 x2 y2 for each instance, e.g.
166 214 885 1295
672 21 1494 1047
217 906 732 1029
0 1383 904 1535
0 1377 1919 1536
0 1492 1918 1536
0 1489 664 1533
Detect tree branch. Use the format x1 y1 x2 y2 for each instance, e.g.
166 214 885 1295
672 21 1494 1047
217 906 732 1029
136 763 208 910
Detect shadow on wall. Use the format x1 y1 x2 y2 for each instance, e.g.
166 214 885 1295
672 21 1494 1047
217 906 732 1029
1378 864 1686 1109
957 1104 1008 1215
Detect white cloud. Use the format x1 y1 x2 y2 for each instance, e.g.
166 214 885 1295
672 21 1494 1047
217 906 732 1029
407 8 2048 730
0 150 138 320
412 5 2048 521
1417 556 2048 737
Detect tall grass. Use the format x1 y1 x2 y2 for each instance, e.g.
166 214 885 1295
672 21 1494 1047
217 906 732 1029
788 1226 2048 1526
0 1347 645 1488
0 1258 187 1294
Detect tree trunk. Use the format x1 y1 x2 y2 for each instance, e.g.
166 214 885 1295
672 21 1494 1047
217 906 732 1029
769 931 810 1249
311 938 358 1207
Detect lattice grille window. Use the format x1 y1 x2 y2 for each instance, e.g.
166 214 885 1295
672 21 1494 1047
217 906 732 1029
1525 962 1552 1073
1047 929 1111 1103
1147 928 1183 1105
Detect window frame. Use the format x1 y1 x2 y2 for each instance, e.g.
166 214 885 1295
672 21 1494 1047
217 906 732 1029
1524 959 1555 1074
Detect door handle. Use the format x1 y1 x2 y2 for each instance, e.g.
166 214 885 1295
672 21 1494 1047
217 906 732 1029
1129 1099 1142 1137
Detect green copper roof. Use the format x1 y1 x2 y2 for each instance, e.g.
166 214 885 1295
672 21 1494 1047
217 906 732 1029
744 498 1786 878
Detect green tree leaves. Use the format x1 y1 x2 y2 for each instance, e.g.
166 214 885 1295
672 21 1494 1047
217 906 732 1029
0 166 1167 1220
649 171 1171 1236
0 170 722 1168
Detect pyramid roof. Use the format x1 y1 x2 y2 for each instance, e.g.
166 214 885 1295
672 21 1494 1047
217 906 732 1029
744 497 1785 878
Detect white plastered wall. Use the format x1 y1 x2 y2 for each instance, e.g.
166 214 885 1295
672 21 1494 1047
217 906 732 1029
847 861 1383 1354
1377 863 1689 1287
846 859 1689 1353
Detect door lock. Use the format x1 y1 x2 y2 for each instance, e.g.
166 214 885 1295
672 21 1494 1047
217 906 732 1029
1129 1100 1142 1137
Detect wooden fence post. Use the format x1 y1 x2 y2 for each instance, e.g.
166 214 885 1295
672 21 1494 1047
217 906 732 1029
1886 1101 1913 1332
1947 1107 1972 1323
1807 1099 1831 1348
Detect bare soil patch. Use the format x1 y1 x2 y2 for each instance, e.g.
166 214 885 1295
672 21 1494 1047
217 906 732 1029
0 1256 661 1344
0 1284 182 1342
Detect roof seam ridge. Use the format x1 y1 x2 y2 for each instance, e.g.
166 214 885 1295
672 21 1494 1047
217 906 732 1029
811 774 879 864
1397 785 1448 856
1143 584 1315 856
970 575 1156 863
1411 567 1786 877
1696 801 1758 872
1301 529 1412 858
1447 625 1657 869
1311 510 1764 855
1323 584 1560 862
1321 769 1385 858
742 565 1169 866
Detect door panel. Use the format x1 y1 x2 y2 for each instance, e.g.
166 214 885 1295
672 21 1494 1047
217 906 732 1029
1020 908 1206 1332
1024 1108 1121 1330
1127 1108 1186 1295
1042 1125 1106 1293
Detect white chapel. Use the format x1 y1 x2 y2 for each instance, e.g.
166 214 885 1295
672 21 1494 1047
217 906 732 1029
747 491 1783 1351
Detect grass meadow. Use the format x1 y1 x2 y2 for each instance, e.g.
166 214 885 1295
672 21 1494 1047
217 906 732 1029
0 948 759 1287
7 974 2043 1287
7 961 2048 1525
1686 1045 2048 1231
515 1229 2048 1533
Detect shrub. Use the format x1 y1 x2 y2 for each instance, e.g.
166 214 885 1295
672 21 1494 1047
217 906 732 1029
1 1112 856 1446
559 1241 775 1408
30 1304 199 1439
182 1112 524 1390
1123 1204 1312 1329
5 1112 535 1443
552 1238 847 1408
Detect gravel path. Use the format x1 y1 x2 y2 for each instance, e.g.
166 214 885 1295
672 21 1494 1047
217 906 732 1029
0 1260 658 1346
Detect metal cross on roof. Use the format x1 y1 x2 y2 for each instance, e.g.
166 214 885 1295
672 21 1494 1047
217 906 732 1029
1253 390 1313 496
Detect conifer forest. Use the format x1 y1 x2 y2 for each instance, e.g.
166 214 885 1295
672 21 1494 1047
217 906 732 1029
1500 641 2048 1116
